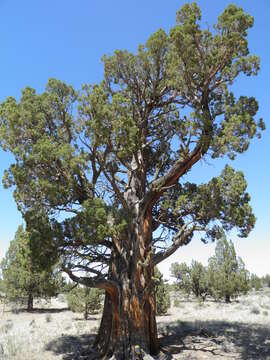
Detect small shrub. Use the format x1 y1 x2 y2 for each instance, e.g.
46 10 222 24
0 343 4 356
5 336 19 357
174 299 181 307
198 296 204 306
0 321 13 334
262 310 268 316
11 306 19 314
57 294 66 303
250 306 260 315
45 314 52 323
29 319 36 327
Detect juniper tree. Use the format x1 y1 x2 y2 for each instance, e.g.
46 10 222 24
262 274 270 287
154 268 171 315
67 285 103 319
250 273 263 291
208 235 250 303
0 3 264 358
0 225 61 311
171 260 209 300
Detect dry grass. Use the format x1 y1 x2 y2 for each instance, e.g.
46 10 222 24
0 289 269 359
157 288 270 359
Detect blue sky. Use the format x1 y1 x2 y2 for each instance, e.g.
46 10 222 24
0 0 269 276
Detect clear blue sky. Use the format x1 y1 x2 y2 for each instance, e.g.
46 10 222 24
0 0 269 276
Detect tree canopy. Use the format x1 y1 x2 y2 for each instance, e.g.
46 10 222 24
0 3 264 358
0 225 62 311
171 260 209 300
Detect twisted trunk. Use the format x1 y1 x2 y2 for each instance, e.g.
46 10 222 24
94 275 158 358
94 209 159 359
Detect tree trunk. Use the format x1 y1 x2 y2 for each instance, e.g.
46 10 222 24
93 159 160 358
94 280 158 359
225 293 230 303
93 210 159 359
84 306 88 320
27 292 33 311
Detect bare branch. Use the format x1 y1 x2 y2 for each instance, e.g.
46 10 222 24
152 225 195 266
62 266 118 291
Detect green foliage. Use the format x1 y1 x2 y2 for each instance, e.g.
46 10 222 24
0 225 62 309
250 274 263 291
171 235 250 303
208 235 250 302
0 3 262 245
66 285 103 319
171 260 209 300
250 306 260 315
0 278 6 293
154 268 171 315
263 275 270 288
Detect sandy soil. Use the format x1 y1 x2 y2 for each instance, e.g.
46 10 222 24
0 289 270 359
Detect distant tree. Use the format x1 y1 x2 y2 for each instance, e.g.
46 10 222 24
154 268 171 315
171 260 209 300
67 285 103 319
0 225 62 311
262 274 270 288
0 278 5 293
250 274 263 291
208 235 250 303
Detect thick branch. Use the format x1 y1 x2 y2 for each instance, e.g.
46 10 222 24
145 102 213 212
62 266 118 292
152 226 195 266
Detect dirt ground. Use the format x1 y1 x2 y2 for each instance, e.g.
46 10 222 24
0 289 270 360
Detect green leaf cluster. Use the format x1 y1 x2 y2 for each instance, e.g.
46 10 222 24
66 285 103 319
0 3 264 295
171 235 250 303
170 260 209 300
154 268 171 315
0 225 62 307
208 235 250 302
250 273 263 291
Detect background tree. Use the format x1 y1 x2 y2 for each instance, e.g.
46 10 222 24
171 260 209 300
208 235 250 303
262 274 270 288
250 273 263 291
67 285 103 319
154 268 171 315
0 225 62 311
170 262 191 295
0 278 5 294
0 3 264 358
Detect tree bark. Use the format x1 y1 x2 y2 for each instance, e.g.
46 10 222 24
27 292 33 311
93 211 159 359
225 293 230 303
94 278 159 359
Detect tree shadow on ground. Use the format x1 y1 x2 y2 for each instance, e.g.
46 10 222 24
158 319 270 359
44 319 270 360
45 333 99 360
8 307 69 314
73 316 99 321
